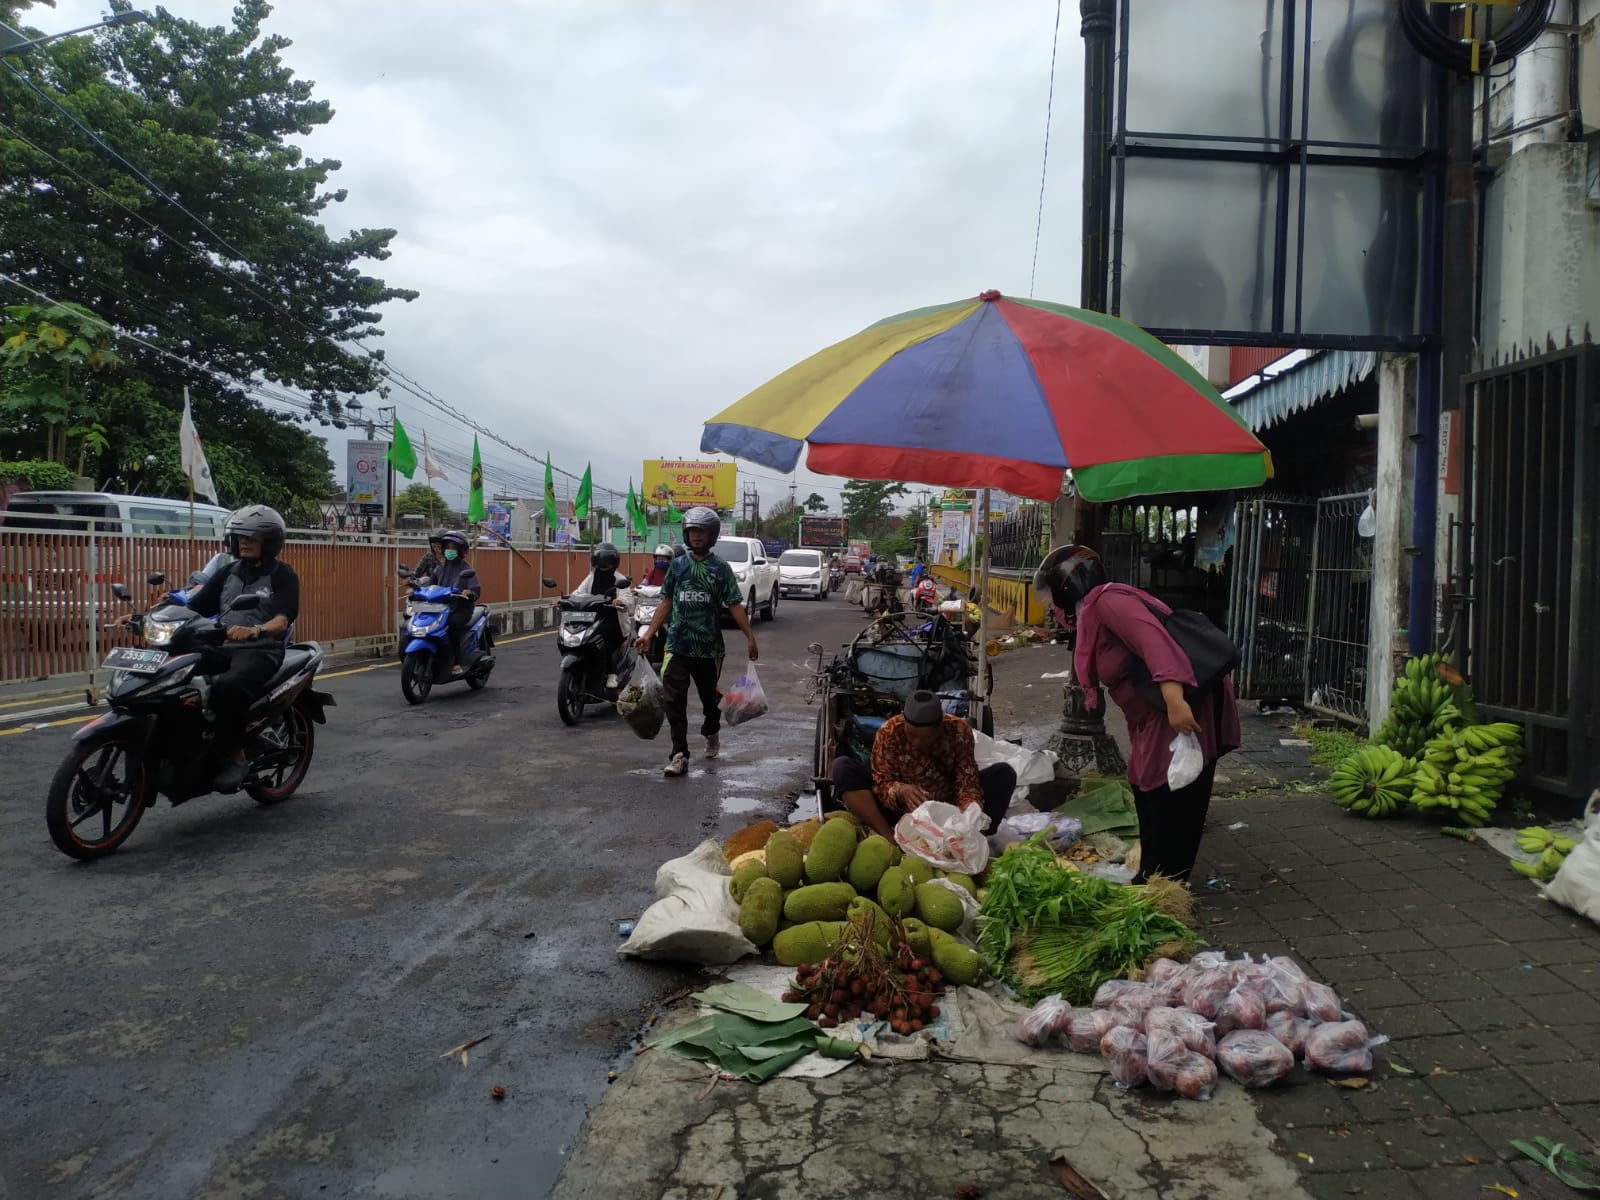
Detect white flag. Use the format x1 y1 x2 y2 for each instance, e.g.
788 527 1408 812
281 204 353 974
422 431 448 482
179 387 220 505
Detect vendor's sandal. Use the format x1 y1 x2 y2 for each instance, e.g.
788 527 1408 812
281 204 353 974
1511 1137 1600 1190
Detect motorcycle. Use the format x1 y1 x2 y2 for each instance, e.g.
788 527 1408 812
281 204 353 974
634 584 666 668
545 575 637 725
45 575 334 861
396 567 496 704
912 576 938 612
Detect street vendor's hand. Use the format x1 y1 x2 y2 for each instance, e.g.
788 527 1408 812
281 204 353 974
897 782 932 808
745 635 759 663
1166 696 1201 736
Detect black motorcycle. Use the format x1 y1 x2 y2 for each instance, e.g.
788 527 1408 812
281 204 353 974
546 576 637 725
45 574 335 860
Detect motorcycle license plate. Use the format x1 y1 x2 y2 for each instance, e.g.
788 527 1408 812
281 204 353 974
102 646 168 674
410 603 447 614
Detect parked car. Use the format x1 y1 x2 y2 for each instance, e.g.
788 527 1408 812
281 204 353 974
777 548 830 601
717 536 780 622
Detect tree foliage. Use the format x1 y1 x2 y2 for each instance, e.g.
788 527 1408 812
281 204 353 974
840 478 907 540
803 492 828 512
0 301 117 470
394 482 447 521
0 0 417 509
0 458 74 490
763 495 800 537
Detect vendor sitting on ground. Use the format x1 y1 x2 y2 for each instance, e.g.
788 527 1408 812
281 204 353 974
831 690 1016 840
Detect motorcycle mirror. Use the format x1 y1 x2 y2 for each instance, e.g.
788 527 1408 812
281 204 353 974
146 572 166 587
111 582 132 602
226 593 262 611
541 577 558 588
397 567 411 578
615 574 631 589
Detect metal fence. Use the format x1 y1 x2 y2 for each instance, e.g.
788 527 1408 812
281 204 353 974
0 517 654 684
1463 343 1597 799
989 503 1049 571
1227 498 1316 701
1305 492 1374 723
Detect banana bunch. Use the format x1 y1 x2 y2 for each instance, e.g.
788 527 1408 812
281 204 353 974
1511 825 1577 879
1409 722 1523 826
1329 745 1415 818
1374 654 1471 758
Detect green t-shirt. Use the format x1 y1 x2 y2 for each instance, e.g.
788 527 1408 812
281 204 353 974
663 552 743 658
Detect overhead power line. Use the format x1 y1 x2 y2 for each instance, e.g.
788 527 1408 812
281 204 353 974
1029 0 1063 299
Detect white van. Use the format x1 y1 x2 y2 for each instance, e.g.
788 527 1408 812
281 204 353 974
1 491 232 538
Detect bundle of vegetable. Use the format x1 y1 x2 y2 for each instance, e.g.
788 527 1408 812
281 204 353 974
978 837 1199 1005
1512 825 1578 880
1410 722 1524 826
781 906 945 1034
1372 653 1474 758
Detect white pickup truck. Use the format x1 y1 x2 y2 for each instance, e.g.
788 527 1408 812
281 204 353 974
716 536 779 622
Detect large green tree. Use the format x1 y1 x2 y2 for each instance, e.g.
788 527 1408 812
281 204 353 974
840 478 907 540
0 0 417 510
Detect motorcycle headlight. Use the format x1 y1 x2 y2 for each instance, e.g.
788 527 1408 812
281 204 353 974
143 618 183 646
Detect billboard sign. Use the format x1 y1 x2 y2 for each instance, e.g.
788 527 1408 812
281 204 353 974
347 440 388 514
485 502 512 541
642 459 737 509
798 515 848 548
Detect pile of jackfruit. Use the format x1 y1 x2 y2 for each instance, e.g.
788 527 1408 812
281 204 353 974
729 812 986 988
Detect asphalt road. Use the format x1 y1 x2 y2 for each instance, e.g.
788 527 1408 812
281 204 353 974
0 590 865 1200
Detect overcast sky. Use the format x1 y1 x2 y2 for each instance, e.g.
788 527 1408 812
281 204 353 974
42 0 1084 516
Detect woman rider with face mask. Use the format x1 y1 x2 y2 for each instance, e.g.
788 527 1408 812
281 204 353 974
430 531 481 676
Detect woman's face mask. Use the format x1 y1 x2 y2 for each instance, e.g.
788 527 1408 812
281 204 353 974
444 549 460 562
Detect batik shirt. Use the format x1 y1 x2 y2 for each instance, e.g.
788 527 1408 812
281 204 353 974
870 714 985 813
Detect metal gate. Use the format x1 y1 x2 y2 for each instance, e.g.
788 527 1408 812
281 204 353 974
1305 493 1375 723
1227 498 1315 701
1463 343 1598 800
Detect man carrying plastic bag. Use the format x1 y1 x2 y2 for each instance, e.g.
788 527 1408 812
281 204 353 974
829 689 1016 841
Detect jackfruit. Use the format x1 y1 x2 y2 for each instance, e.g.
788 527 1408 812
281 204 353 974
915 882 965 933
902 917 933 959
738 877 783 947
941 872 977 898
772 920 847 967
729 859 769 903
847 835 895 893
901 856 935 887
928 927 985 986
823 810 864 836
876 865 914 916
787 817 822 851
804 816 857 883
846 897 891 949
783 882 858 922
764 829 804 889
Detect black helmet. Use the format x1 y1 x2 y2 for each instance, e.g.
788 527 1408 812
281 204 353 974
682 506 720 549
439 530 469 552
591 542 620 570
224 504 287 559
673 542 687 558
1033 545 1107 611
429 528 448 547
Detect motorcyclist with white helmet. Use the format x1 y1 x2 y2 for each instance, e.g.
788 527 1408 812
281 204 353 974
642 544 673 588
633 506 759 776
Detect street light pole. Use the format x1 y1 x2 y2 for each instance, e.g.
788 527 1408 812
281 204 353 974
0 11 148 57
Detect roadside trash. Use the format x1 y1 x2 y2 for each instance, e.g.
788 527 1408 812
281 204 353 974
490 1084 506 1101
720 664 769 727
440 1033 492 1067
1257 704 1297 717
616 658 665 739
616 921 635 937
1227 821 1249 831
1040 670 1071 679
1510 1135 1600 1190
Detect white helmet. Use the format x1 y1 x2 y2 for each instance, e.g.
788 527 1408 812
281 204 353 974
682 506 721 549
653 543 673 559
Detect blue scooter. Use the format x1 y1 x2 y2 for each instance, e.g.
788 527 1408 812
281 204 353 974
396 567 495 704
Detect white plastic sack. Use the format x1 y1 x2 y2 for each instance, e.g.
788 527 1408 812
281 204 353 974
618 839 758 965
973 731 1058 788
894 800 991 875
1543 791 1600 925
719 663 769 727
991 810 1082 853
1168 732 1204 790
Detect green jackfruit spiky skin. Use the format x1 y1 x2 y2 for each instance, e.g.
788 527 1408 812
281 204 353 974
876 865 914 916
941 872 977 897
771 920 848 967
764 829 804 889
738 877 783 947
901 917 932 959
847 835 895 893
729 860 769 903
783 882 858 923
804 817 858 883
846 897 892 948
901 856 935 887
914 882 965 932
928 927 984 986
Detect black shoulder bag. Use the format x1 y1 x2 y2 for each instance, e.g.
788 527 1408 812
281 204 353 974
1125 601 1241 712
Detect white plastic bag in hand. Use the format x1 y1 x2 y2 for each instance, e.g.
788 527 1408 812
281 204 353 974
893 800 990 875
1168 731 1204 790
719 663 769 727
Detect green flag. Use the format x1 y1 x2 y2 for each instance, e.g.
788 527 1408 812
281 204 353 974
388 416 417 480
544 457 558 533
575 463 592 522
667 499 682 523
627 480 647 538
467 435 486 523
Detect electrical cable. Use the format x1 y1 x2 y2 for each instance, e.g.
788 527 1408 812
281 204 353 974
1027 0 1062 299
1397 0 1553 73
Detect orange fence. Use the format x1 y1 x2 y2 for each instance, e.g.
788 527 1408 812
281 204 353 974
0 531 652 684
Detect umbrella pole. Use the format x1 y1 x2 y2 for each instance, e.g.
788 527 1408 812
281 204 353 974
977 488 991 703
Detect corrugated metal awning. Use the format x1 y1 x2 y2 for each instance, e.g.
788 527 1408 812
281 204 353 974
1230 350 1379 432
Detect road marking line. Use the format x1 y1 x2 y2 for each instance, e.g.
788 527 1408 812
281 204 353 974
0 714 95 737
317 629 551 679
0 691 86 709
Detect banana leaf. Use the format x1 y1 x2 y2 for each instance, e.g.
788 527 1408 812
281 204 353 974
647 1013 820 1082
691 982 810 1023
1053 776 1140 837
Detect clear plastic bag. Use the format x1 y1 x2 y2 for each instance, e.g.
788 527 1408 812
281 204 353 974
719 663 769 727
1108 984 1159 1031
893 801 991 875
1151 965 1191 1008
1301 980 1344 1023
1215 984 1269 1035
616 657 666 740
1216 1029 1296 1088
1100 1025 1149 1089
1146 1006 1216 1058
1092 979 1143 1009
1143 957 1186 986
1266 1011 1314 1058
1168 731 1204 790
1017 994 1074 1047
1304 1020 1389 1074
1180 966 1234 1019
1066 1009 1119 1053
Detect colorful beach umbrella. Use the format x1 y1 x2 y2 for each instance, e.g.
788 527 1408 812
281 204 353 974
700 291 1271 502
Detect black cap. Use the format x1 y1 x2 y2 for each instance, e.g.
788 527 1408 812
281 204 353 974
904 690 942 727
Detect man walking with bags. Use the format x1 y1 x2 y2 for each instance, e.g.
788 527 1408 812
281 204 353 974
634 506 759 777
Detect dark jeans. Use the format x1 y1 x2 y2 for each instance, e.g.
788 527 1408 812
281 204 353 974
210 647 282 756
437 604 473 671
663 654 723 756
829 755 1017 835
1130 761 1218 884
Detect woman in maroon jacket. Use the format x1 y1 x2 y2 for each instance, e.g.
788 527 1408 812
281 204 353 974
1036 546 1240 884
